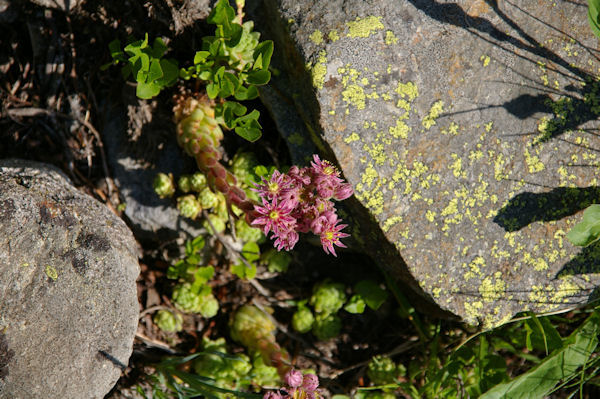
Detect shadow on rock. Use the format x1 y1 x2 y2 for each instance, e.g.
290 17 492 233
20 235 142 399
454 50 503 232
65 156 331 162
493 186 600 232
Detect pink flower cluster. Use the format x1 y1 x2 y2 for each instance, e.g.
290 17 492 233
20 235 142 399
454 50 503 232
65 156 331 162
251 155 353 256
263 369 321 399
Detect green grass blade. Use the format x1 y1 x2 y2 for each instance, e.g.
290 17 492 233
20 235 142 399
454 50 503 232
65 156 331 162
480 311 599 399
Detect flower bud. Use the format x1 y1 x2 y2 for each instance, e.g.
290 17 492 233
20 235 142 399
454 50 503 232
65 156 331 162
285 369 303 388
333 182 354 201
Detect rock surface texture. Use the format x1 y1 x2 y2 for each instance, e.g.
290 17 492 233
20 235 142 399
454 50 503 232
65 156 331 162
0 159 139 398
257 0 600 326
103 93 204 243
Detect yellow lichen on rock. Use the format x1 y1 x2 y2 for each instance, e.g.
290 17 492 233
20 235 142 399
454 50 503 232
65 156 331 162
309 50 328 90
423 100 444 129
309 30 324 45
385 30 398 45
342 84 366 110
346 16 384 38
479 273 506 302
395 81 419 101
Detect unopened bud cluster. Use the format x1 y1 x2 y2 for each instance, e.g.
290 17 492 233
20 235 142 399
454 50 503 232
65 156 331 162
263 369 321 399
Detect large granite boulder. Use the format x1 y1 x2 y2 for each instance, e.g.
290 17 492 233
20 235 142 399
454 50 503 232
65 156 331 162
255 0 600 326
0 159 139 398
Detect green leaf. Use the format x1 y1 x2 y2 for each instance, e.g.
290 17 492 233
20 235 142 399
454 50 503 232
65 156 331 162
235 109 260 124
191 235 206 251
131 52 150 81
344 295 366 314
242 241 260 262
589 0 600 38
567 204 600 246
194 50 211 65
354 280 389 310
171 370 262 398
246 69 271 85
206 82 219 99
147 58 164 83
179 67 193 80
136 81 161 99
99 62 113 71
235 126 261 142
253 40 274 70
108 39 124 60
220 101 247 128
234 84 259 101
226 23 243 47
207 0 236 27
524 314 563 354
254 165 269 178
157 58 179 86
195 266 215 285
151 37 167 59
230 261 257 279
481 311 600 399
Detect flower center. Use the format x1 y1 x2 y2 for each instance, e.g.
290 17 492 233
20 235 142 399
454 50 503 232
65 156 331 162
324 231 334 240
269 210 280 220
323 165 335 175
267 182 279 193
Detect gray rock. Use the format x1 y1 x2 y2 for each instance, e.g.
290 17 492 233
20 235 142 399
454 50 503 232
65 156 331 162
0 159 139 398
256 0 600 326
102 93 204 243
